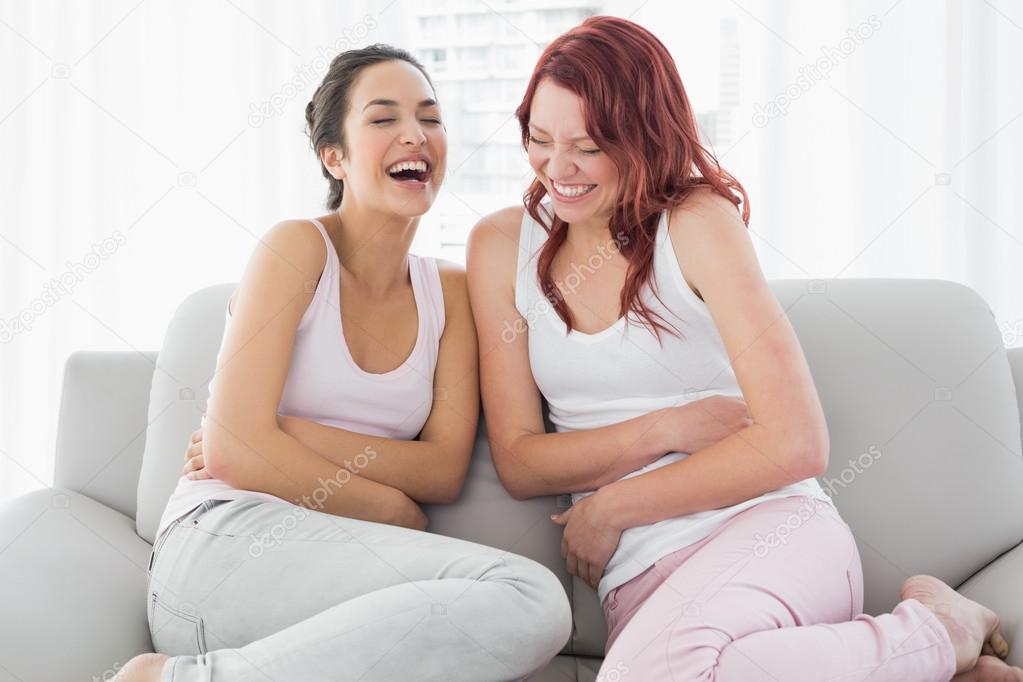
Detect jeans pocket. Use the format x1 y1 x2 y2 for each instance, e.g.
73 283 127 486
147 516 186 577
149 590 208 656
188 498 251 538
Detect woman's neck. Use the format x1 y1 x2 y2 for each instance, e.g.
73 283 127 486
332 196 419 296
565 214 615 254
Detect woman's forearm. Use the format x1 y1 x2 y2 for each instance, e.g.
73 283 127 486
598 422 826 529
205 421 418 527
492 407 674 499
279 416 464 505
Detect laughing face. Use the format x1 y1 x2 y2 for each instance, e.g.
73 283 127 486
526 78 620 225
325 59 447 218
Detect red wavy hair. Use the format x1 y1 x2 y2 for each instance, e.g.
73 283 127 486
515 15 750 338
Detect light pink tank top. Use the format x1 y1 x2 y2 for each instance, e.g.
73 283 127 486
155 218 446 539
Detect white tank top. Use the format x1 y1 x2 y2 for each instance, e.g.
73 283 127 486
514 204 833 603
156 218 446 540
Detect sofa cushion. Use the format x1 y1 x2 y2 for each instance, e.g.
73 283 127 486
777 278 1023 615
958 540 1023 667
55 350 157 521
0 488 153 680
136 284 235 544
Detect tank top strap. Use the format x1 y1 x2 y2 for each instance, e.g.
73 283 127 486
409 254 446 337
514 205 551 317
650 208 708 316
306 217 338 276
300 218 338 331
652 209 676 294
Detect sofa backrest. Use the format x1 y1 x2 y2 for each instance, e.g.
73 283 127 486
55 350 158 520
770 278 1022 618
136 284 236 543
135 278 1023 658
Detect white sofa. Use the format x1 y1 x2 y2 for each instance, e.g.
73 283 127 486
1 278 1021 681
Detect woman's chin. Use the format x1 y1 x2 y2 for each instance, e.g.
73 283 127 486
552 204 599 224
384 196 435 220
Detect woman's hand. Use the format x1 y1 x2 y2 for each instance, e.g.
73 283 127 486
659 395 753 454
551 489 624 590
182 425 212 480
385 488 429 532
279 415 428 530
183 415 302 481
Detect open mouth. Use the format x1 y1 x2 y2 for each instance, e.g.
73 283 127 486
551 180 597 199
386 160 432 185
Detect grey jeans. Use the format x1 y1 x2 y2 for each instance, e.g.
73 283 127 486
146 498 572 681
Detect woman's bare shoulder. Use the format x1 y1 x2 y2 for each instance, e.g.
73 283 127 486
469 205 525 247
227 218 328 313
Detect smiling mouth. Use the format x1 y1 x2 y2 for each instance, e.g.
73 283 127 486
551 180 596 198
387 160 432 183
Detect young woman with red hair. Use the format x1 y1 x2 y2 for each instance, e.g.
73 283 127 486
467 15 1017 681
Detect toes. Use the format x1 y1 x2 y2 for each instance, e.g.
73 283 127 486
989 626 1011 659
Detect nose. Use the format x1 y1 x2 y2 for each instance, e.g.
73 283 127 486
399 120 427 147
546 146 577 180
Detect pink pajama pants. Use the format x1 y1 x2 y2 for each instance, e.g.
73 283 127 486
598 495 957 682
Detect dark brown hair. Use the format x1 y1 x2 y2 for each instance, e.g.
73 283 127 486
305 44 434 210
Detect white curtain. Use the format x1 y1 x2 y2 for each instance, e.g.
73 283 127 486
2 0 1021 504
0 0 415 502
634 0 1023 318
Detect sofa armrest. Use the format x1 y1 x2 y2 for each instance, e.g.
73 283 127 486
957 540 1023 667
54 350 157 520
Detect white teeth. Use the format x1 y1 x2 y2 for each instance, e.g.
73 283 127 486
553 181 596 197
387 160 428 174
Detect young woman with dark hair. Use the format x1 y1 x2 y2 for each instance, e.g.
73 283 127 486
117 44 570 682
467 16 1016 681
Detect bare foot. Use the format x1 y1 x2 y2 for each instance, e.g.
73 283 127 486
951 655 1023 681
112 653 167 681
901 575 1011 674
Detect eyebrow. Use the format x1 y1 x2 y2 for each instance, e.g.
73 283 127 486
362 98 438 112
528 124 592 142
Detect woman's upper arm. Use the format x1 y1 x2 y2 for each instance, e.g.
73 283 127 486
417 260 480 455
465 207 548 459
204 220 326 470
669 191 829 470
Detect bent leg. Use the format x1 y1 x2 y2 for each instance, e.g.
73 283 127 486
149 499 571 682
597 495 956 682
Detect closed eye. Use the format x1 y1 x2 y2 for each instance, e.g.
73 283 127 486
372 118 396 125
528 136 552 145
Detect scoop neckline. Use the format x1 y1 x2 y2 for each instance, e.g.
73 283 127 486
552 311 629 343
311 218 427 379
544 213 671 344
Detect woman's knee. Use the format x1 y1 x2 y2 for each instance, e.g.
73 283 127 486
503 555 573 651
602 617 728 681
